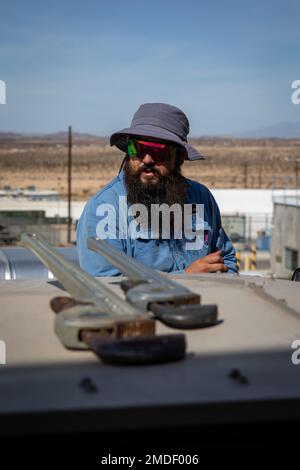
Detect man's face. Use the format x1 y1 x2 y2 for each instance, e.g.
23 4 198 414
126 137 183 186
124 136 187 215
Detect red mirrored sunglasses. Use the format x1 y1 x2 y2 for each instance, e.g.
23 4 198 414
127 138 179 162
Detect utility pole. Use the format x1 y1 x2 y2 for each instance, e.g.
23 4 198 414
295 158 299 190
258 164 262 188
67 125 72 244
244 163 248 189
295 158 300 268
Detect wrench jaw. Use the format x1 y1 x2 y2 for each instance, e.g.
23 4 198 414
53 303 185 365
51 299 187 364
54 304 156 350
150 303 220 329
51 299 186 364
83 333 186 365
124 282 200 311
122 283 219 329
88 238 220 330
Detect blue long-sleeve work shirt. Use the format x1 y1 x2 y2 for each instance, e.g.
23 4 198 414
77 171 238 276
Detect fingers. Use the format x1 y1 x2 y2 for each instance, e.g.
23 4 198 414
185 261 228 274
204 251 223 264
207 263 228 273
185 251 228 274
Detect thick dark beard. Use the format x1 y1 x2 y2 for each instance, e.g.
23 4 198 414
124 156 187 236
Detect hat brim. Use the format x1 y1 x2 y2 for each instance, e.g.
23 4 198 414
110 124 205 161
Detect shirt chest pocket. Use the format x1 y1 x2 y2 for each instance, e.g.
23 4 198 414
184 221 213 263
133 238 175 272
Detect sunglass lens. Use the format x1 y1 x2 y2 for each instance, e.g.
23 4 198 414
127 139 174 161
127 139 138 157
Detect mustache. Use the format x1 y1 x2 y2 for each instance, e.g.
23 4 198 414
137 164 160 176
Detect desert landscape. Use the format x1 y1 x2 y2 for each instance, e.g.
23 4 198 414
1 133 300 200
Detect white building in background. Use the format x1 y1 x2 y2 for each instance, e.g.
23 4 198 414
271 197 300 277
0 188 59 201
2 189 297 221
0 199 84 221
1 189 299 245
211 189 300 240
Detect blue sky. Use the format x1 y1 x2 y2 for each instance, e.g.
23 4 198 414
0 0 299 135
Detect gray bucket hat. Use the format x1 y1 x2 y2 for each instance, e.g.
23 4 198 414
110 102 205 161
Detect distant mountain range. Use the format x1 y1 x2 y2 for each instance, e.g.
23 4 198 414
0 131 108 143
236 121 300 139
1 122 300 140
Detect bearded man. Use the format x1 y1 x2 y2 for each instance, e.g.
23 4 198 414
77 103 238 276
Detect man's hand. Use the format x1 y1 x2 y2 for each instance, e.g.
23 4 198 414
185 250 228 273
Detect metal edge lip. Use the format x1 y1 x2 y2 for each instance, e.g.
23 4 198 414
0 249 12 280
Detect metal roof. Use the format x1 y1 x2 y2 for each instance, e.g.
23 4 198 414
1 272 300 437
0 247 79 280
